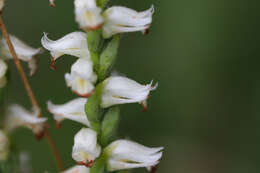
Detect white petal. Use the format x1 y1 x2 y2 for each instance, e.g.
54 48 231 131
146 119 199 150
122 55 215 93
0 130 9 161
0 59 7 88
0 35 42 75
41 32 90 60
47 98 90 126
4 104 47 135
74 0 104 30
65 59 97 97
101 76 157 108
103 6 154 38
105 139 163 171
62 165 89 173
72 128 101 164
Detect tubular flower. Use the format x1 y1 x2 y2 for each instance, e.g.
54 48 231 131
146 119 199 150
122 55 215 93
62 165 89 173
47 98 90 127
65 59 97 97
72 128 101 167
4 104 47 140
0 59 7 88
101 76 157 109
0 35 42 76
104 140 163 171
102 5 154 38
74 0 104 30
41 32 90 64
0 130 9 161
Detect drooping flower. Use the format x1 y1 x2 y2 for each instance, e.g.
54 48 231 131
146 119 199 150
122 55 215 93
0 59 7 88
102 6 154 38
65 59 97 97
72 128 101 167
62 165 89 173
47 98 90 127
104 139 163 171
41 32 90 67
101 76 157 109
74 0 104 30
0 130 9 161
4 104 47 140
0 35 42 75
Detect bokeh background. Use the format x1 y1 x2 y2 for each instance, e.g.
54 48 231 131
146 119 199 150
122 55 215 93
1 0 260 172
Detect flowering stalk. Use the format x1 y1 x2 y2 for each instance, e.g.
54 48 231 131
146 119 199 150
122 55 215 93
0 13 64 171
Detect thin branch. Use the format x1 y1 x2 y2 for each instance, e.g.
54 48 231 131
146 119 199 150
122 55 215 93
0 13 64 171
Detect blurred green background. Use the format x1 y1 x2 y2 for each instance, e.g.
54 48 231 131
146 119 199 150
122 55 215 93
2 0 260 172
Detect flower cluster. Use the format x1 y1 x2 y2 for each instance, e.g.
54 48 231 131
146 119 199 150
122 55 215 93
42 0 163 172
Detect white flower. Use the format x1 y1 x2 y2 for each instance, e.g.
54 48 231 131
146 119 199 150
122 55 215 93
0 59 7 88
102 6 154 38
0 130 9 161
4 104 47 140
47 98 90 127
101 76 157 109
65 59 97 97
104 140 163 171
62 165 89 173
0 35 42 76
72 128 101 167
41 32 90 63
74 0 104 30
0 0 5 11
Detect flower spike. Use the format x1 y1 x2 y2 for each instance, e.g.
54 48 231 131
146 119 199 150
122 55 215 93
65 59 97 97
74 0 104 30
47 98 90 127
104 139 163 171
72 128 101 167
102 5 154 38
0 35 43 76
101 76 157 108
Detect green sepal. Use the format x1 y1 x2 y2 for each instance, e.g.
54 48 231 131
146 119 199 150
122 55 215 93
97 0 109 9
100 106 120 146
87 30 102 72
90 154 106 173
85 83 104 133
98 35 120 81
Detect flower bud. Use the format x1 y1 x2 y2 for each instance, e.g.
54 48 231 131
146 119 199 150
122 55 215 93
72 128 101 167
0 130 9 161
74 0 104 30
104 140 163 171
0 59 7 88
4 104 47 139
65 59 97 97
47 98 90 127
62 165 89 173
101 76 157 108
102 5 154 38
0 0 5 11
41 32 90 61
0 35 42 76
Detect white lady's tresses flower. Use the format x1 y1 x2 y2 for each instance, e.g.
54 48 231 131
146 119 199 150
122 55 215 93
65 59 97 97
104 140 163 171
74 0 104 30
0 59 7 88
101 76 157 109
102 6 154 38
0 130 9 161
4 104 47 140
72 128 101 167
62 165 89 173
41 32 90 67
47 98 90 127
0 35 42 76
